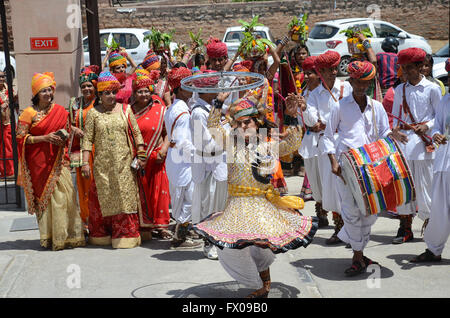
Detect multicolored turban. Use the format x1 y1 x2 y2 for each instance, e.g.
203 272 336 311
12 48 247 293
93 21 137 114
231 95 260 121
141 50 160 71
192 70 220 88
302 56 317 72
108 52 127 69
168 67 192 91
97 71 121 92
79 65 100 88
445 58 450 73
132 73 155 92
233 61 251 73
31 72 56 97
315 50 341 70
397 48 426 65
347 61 376 80
206 37 228 59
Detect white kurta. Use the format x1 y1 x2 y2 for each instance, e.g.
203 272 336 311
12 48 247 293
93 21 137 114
391 76 442 219
323 94 392 251
190 98 228 223
304 79 353 213
164 99 194 223
424 94 450 255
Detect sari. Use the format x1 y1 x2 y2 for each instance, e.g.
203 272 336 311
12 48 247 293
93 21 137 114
132 96 170 235
69 97 96 224
16 104 85 250
0 88 14 178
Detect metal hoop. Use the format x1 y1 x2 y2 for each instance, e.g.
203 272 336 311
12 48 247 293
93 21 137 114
180 71 265 93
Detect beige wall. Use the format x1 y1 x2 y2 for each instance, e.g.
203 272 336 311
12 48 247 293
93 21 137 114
10 0 84 110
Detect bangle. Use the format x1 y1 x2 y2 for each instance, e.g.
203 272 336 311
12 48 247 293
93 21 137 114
81 162 89 166
29 136 34 144
284 115 299 126
362 39 371 49
281 36 289 46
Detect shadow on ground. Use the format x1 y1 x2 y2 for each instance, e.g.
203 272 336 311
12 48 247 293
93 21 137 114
386 254 450 270
131 281 301 298
291 258 394 281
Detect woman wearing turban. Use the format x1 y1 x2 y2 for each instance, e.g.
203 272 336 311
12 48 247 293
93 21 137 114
16 72 86 250
68 65 100 226
81 71 146 249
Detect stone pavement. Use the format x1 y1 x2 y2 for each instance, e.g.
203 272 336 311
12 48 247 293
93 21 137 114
0 176 448 298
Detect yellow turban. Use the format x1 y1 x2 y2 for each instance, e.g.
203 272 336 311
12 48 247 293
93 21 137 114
31 72 56 97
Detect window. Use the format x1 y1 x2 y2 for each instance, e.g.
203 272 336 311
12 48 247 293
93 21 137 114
112 33 140 50
373 23 402 38
309 25 339 39
434 44 449 57
224 31 267 43
83 33 110 52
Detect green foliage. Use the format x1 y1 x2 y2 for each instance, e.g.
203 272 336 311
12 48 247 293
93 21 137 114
104 37 121 52
143 27 175 49
339 26 373 38
189 28 204 48
237 16 274 58
238 15 264 34
288 13 308 30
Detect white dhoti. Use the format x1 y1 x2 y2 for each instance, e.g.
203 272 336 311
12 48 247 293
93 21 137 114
192 172 228 224
304 156 322 203
169 181 194 224
318 154 341 213
397 159 433 220
336 177 378 251
217 246 275 289
424 171 450 256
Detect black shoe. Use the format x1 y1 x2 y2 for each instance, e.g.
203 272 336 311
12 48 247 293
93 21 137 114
392 228 414 244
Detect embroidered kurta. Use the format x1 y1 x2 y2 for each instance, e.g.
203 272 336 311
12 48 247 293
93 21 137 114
82 104 144 217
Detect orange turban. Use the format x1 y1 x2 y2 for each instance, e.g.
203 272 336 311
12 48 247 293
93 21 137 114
168 67 192 91
31 72 56 97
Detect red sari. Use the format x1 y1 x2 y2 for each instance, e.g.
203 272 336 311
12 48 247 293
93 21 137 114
0 89 15 178
132 95 171 232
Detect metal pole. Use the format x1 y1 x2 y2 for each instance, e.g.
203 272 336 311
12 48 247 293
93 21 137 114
0 0 22 208
85 0 101 67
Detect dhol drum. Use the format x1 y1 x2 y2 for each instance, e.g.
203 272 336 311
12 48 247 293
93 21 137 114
341 137 416 216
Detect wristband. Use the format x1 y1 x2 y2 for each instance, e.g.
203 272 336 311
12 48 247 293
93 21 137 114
284 115 299 126
212 98 224 109
362 39 371 49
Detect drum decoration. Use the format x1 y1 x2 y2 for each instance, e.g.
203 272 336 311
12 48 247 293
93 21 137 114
341 137 416 216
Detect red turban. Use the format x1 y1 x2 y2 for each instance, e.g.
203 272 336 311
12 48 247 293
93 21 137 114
398 48 426 65
302 56 317 71
192 70 220 88
347 61 376 80
168 67 192 91
445 58 450 73
315 50 341 70
206 37 228 59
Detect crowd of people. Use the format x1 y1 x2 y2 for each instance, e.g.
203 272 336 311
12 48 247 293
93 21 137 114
0 20 449 298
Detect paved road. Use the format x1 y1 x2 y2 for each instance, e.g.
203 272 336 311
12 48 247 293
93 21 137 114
0 176 448 298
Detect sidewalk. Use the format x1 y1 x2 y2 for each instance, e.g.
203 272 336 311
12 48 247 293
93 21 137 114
0 176 448 298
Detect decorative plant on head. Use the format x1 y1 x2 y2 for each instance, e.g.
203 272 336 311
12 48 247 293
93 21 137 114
144 27 175 53
189 28 205 54
173 43 187 62
288 13 309 43
238 15 274 59
339 26 373 53
104 38 122 53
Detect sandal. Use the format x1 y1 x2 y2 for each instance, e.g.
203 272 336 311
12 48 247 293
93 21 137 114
363 256 379 267
344 260 366 277
153 229 173 240
246 288 269 298
410 249 442 263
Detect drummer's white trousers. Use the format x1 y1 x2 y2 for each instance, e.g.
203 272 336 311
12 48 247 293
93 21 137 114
396 159 433 221
304 156 322 203
424 172 450 256
336 177 377 251
318 154 341 213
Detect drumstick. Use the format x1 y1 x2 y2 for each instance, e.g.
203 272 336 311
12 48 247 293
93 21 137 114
386 112 433 142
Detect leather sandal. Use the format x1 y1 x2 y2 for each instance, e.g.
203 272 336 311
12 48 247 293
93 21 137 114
410 249 442 263
344 260 366 277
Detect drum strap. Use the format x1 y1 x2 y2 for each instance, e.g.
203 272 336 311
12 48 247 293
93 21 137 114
370 98 379 140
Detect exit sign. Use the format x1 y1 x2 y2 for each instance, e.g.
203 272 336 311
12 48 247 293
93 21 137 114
30 37 59 50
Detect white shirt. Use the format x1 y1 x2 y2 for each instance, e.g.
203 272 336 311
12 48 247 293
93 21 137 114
164 99 193 187
303 79 353 155
392 76 442 160
298 87 320 159
323 94 392 159
431 94 450 173
190 98 227 183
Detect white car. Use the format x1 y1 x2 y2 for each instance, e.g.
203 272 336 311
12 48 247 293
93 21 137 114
0 52 16 78
83 28 152 68
432 43 449 87
307 18 433 76
222 26 275 66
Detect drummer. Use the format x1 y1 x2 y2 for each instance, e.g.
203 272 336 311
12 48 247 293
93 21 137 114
323 61 393 276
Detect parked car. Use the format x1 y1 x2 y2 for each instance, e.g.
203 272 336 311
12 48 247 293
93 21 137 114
222 25 275 66
432 43 449 89
83 28 152 68
0 51 16 78
307 18 433 76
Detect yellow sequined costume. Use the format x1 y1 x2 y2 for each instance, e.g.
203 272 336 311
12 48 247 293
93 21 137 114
194 107 318 253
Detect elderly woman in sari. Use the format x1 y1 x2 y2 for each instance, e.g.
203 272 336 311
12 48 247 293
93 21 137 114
81 71 146 249
16 72 85 250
